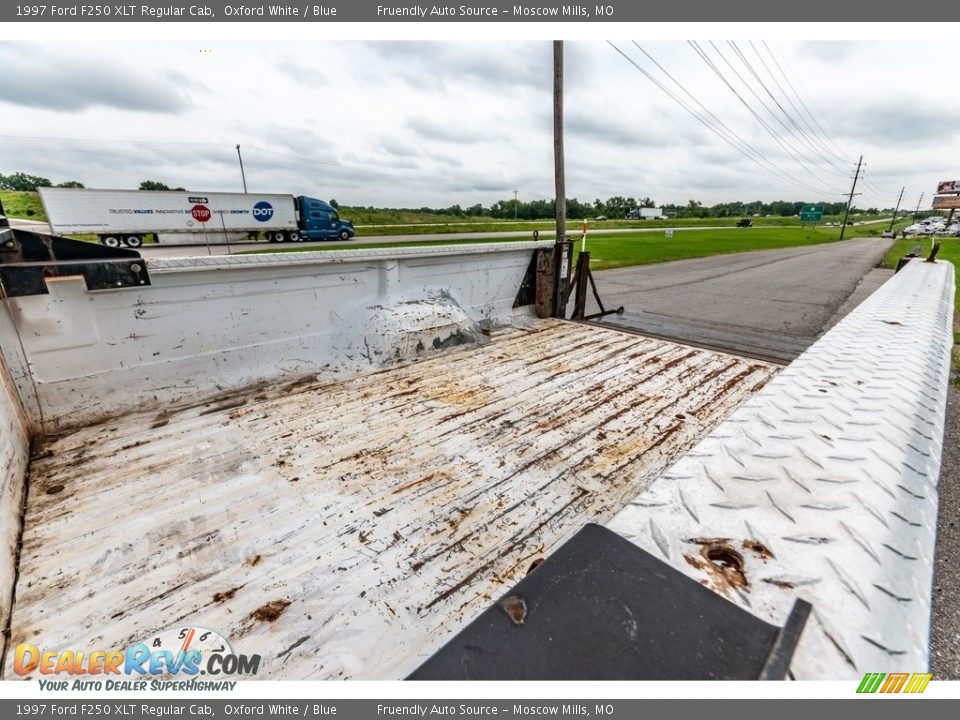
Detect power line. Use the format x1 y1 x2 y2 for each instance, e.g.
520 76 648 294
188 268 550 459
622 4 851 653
711 41 851 186
763 43 857 164
628 42 832 195
608 41 840 198
689 41 848 193
741 41 852 175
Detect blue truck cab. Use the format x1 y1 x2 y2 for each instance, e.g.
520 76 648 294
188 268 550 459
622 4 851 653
294 196 356 242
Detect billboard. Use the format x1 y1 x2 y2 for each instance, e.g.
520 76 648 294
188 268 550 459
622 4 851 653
936 180 960 194
932 195 960 209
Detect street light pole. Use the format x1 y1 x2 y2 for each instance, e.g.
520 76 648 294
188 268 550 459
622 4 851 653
236 144 248 193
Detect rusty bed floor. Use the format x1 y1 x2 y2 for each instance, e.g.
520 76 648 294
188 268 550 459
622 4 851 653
6 319 777 680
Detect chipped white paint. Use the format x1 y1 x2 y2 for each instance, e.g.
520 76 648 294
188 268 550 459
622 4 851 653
607 259 955 678
3 242 547 434
0 303 29 660
5 321 776 680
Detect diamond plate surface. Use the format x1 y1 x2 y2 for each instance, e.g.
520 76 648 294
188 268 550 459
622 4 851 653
607 260 955 679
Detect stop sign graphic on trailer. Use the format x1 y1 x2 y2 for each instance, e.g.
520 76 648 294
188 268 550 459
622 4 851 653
191 204 211 222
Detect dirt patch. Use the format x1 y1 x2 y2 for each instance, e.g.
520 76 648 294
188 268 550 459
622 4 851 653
250 599 291 623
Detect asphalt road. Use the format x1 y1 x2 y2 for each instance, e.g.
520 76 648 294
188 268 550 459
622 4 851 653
586 237 895 363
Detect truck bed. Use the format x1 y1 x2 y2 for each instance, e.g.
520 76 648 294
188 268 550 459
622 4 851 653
6 319 776 680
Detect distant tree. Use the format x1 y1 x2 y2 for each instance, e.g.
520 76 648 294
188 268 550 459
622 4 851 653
0 172 53 191
639 196 656 208
56 181 85 188
139 180 171 191
329 199 339 209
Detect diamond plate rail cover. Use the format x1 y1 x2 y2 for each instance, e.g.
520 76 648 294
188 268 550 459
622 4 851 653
607 259 955 679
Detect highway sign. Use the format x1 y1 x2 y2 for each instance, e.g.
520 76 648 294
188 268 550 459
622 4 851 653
800 205 824 222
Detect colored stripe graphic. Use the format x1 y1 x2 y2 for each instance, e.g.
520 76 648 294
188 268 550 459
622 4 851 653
857 673 885 693
881 673 910 693
904 674 932 694
857 672 931 694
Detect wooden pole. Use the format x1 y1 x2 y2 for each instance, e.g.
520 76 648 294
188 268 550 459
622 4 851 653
553 40 568 318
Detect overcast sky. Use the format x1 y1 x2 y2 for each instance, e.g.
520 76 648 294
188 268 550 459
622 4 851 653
0 40 955 210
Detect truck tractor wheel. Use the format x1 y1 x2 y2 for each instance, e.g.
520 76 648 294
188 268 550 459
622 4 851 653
125 236 143 248
288 231 301 242
102 236 121 248
339 230 351 242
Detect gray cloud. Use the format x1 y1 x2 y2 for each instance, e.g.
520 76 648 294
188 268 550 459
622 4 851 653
834 102 960 147
0 44 189 114
362 42 550 93
405 116 489 143
799 42 859 63
275 60 329 89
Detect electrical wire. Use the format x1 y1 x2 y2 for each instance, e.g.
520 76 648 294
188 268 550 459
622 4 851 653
609 41 840 198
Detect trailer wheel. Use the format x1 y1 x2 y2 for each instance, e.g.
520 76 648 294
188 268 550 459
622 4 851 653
102 236 121 248
339 230 351 242
288 231 301 242
268 231 282 243
125 235 143 248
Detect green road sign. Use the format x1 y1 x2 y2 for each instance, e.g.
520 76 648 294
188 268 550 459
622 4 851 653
800 205 824 222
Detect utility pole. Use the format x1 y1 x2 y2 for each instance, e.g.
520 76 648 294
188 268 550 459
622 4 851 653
552 40 569 318
514 190 518 221
914 192 925 220
553 42 565 245
839 154 862 241
888 186 905 232
236 144 248 193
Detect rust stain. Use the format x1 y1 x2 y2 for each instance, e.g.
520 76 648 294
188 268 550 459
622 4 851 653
213 587 241 603
250 599 291 623
501 596 527 626
742 539 775 560
11 319 779 680
762 578 795 589
684 538 749 595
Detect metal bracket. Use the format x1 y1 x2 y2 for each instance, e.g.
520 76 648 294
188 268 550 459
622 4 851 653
0 229 150 297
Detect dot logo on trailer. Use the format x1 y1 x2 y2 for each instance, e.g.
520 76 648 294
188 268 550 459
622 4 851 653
252 201 274 222
191 204 211 223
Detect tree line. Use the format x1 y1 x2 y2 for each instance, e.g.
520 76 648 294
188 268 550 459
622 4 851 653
1 170 883 217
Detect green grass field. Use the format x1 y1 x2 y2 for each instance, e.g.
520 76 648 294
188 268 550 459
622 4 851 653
245 225 904 269
0 191 45 220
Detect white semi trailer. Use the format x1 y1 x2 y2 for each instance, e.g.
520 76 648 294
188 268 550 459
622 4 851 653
38 187 354 247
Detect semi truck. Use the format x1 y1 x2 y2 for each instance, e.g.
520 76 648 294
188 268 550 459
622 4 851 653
0 210 952 681
626 207 667 220
37 187 356 247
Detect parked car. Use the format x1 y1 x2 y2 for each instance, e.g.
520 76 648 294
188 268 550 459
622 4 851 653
594 215 608 221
